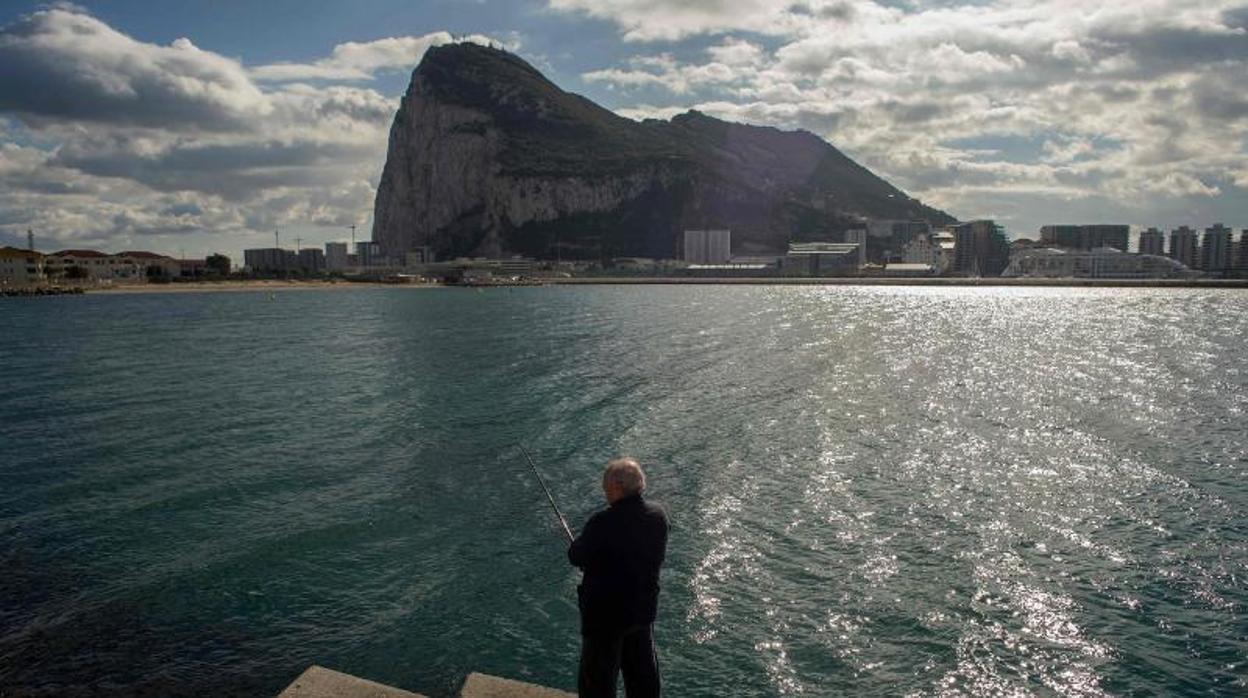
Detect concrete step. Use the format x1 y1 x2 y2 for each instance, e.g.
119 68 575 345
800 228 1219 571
278 666 426 698
277 665 574 698
460 672 575 698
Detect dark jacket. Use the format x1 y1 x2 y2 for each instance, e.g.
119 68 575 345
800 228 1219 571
568 494 668 635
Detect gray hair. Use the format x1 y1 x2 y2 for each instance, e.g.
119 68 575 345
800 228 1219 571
603 457 646 496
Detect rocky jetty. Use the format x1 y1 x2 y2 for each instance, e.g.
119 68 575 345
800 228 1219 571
372 43 954 260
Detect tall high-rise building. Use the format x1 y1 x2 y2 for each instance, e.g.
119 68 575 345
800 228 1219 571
325 242 349 271
1236 229 1248 274
1200 224 1232 273
1039 224 1129 251
355 241 383 267
683 229 731 264
951 220 1009 276
1168 226 1198 269
1138 227 1165 256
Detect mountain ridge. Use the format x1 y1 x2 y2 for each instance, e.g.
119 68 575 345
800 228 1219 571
372 43 955 260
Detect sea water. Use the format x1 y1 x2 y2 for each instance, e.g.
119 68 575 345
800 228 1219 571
1 285 1245 696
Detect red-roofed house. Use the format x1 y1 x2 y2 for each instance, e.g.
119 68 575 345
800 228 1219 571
115 251 179 279
44 249 179 282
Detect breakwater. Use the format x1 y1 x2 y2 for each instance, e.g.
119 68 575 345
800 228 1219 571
2 285 85 297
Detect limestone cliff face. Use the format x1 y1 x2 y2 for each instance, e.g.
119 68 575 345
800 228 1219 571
372 43 954 260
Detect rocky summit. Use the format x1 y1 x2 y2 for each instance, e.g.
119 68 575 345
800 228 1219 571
372 43 955 261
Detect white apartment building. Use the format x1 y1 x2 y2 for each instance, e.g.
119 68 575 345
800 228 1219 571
0 246 45 285
902 231 954 273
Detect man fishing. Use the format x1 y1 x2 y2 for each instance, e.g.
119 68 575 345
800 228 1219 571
568 458 669 698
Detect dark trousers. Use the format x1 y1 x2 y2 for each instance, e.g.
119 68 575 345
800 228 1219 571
578 623 660 698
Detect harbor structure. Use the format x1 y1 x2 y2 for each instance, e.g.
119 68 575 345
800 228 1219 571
782 242 861 275
1200 224 1232 273
0 246 46 285
1039 224 1130 251
1138 227 1165 256
882 262 938 276
1169 226 1199 269
951 220 1009 276
683 229 731 264
1002 247 1195 278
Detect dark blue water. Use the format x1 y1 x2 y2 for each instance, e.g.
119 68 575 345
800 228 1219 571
2 286 1245 696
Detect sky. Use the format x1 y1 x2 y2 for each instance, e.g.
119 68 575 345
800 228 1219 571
0 0 1245 259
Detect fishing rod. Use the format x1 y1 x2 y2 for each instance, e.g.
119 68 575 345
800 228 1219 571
519 444 574 544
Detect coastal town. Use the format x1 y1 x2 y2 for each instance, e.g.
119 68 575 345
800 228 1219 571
3 220 1247 291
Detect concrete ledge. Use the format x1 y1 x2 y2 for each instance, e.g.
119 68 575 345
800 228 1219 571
277 666 573 698
460 672 575 698
278 665 426 698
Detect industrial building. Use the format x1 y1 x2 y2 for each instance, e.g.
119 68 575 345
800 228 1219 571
782 242 862 275
683 229 731 265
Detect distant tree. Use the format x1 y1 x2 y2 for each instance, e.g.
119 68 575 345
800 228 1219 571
64 266 89 280
205 253 231 276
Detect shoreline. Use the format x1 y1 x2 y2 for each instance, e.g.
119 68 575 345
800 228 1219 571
84 280 438 294
544 276 1248 288
6 276 1244 296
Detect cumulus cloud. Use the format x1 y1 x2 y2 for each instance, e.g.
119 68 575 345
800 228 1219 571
548 0 800 41
250 32 506 81
0 7 503 253
0 9 267 130
563 0 1248 233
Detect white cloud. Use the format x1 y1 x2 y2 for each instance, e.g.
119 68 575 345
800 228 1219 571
548 0 800 41
0 9 269 130
250 32 507 82
566 0 1248 233
0 7 506 254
